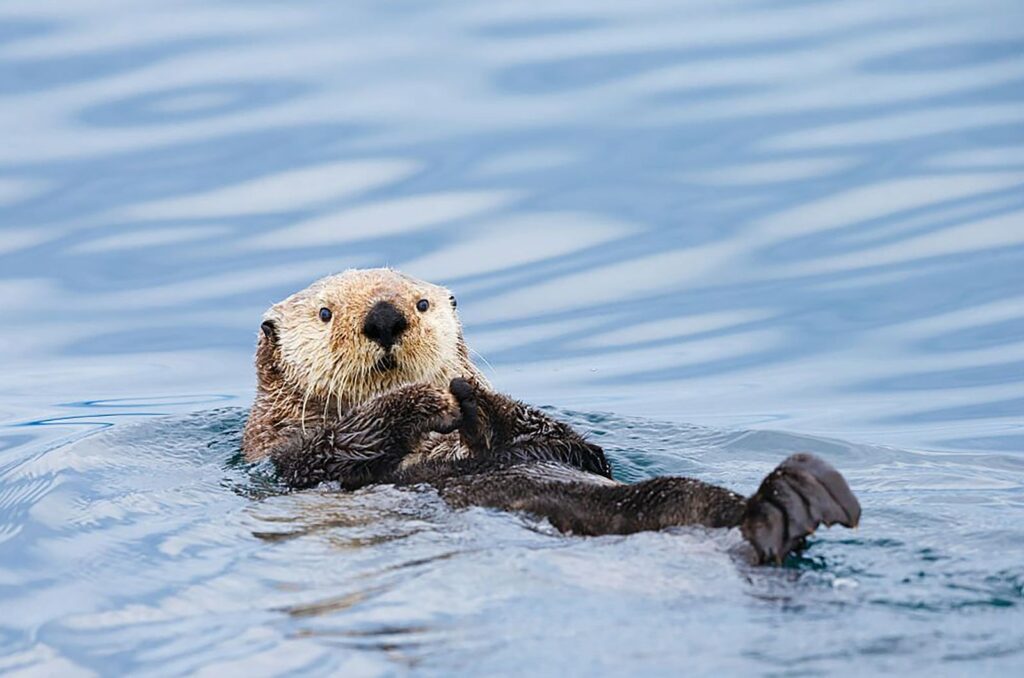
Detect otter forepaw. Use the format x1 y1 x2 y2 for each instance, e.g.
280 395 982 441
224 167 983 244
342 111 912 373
427 410 462 435
448 377 488 451
741 453 861 565
368 382 460 444
385 383 450 415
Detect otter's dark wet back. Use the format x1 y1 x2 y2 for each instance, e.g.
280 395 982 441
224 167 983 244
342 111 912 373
2 0 1024 674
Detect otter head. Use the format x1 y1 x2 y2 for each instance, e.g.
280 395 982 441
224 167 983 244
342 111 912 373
257 268 484 414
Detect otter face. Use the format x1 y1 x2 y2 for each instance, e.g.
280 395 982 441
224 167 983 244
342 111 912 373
261 268 470 409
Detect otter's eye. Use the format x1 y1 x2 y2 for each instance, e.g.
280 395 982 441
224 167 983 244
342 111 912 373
319 307 332 323
449 295 457 309
416 299 430 313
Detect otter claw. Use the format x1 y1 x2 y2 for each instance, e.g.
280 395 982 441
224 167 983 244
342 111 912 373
742 453 861 565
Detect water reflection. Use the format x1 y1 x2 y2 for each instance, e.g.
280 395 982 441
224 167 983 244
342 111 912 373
80 80 313 127
0 0 1019 441
1 0 1023 674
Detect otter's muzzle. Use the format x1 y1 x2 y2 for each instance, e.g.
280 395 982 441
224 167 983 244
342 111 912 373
362 300 408 352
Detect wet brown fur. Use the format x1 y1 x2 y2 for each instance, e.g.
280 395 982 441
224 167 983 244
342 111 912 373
243 268 485 461
247 269 862 565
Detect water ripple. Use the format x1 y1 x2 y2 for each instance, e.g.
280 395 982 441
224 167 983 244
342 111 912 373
2 0 1024 673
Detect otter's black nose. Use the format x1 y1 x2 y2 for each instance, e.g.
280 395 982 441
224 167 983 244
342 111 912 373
362 301 408 351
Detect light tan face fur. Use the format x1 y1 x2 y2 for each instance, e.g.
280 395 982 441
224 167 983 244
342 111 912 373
263 268 479 412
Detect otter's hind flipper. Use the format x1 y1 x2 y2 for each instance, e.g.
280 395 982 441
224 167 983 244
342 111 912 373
741 453 861 565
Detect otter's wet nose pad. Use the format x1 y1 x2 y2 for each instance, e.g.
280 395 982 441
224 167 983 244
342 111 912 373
362 300 408 350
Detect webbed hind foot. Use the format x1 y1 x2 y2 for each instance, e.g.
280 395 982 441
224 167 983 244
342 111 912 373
741 453 861 565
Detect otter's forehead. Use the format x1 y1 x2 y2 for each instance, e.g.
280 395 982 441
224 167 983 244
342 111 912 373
253 266 485 415
316 268 444 301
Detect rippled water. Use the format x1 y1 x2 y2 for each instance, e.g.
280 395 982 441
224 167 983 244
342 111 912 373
1 0 1023 674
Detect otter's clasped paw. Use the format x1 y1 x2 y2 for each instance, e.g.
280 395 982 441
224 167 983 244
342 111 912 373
371 383 460 444
741 453 861 565
447 377 490 452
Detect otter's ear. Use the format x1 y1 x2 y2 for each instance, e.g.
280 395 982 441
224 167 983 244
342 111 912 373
260 319 278 342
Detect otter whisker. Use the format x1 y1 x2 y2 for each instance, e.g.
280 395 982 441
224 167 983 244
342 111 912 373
300 385 312 435
470 347 496 379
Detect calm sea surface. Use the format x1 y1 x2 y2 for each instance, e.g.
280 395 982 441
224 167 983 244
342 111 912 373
1 0 1023 675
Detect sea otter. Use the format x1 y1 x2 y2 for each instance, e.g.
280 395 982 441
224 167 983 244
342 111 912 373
244 268 860 565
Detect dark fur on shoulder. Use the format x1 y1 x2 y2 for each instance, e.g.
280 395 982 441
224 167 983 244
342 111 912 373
269 379 861 565
448 377 612 478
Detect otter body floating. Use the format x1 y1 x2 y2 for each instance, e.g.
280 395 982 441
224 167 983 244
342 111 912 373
244 268 860 565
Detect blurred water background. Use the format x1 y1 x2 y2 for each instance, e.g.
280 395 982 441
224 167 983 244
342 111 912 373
1 0 1023 675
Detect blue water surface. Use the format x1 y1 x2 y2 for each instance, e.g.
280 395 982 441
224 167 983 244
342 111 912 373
1 0 1023 675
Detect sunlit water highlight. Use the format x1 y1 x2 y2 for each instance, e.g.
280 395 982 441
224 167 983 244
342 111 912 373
1 0 1023 674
